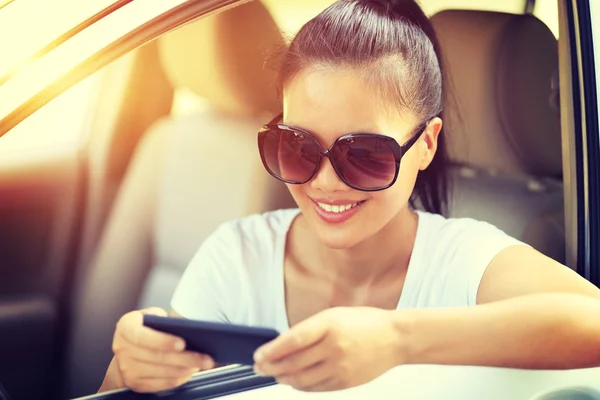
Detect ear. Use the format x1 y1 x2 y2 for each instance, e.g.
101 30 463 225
419 117 443 170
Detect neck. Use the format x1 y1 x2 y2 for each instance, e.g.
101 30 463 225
299 206 419 289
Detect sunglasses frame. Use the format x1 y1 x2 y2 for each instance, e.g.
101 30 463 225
258 113 429 192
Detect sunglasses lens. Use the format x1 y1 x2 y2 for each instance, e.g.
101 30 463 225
260 128 320 183
332 136 398 190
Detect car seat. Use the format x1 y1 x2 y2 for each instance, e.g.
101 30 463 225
63 2 294 397
430 10 565 263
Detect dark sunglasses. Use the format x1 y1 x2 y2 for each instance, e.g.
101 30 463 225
257 114 429 192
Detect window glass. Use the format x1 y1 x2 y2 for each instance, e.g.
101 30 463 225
534 0 559 38
0 0 188 152
0 72 101 153
0 0 117 79
0 0 187 121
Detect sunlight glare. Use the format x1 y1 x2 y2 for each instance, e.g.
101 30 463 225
0 0 116 78
0 0 187 122
0 74 99 153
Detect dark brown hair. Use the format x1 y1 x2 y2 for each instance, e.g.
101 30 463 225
276 0 450 215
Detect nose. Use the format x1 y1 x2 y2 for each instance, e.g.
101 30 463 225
310 157 349 192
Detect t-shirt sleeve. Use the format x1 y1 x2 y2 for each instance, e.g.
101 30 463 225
170 223 237 322
457 221 529 306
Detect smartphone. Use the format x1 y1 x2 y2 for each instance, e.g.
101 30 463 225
143 315 280 365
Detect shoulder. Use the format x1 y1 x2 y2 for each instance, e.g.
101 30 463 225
413 210 527 306
417 210 527 266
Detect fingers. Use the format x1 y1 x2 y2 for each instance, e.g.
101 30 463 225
255 339 324 376
141 307 168 317
255 314 329 362
119 360 198 380
111 308 216 394
115 309 186 353
115 350 213 393
302 377 340 392
127 346 214 370
276 360 338 391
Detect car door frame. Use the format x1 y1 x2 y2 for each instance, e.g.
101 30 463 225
0 1 249 399
560 0 600 286
0 0 250 135
2 0 599 398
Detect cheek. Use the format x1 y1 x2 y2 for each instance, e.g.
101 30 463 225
373 180 412 213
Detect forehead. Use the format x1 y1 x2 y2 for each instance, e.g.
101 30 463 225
282 67 418 141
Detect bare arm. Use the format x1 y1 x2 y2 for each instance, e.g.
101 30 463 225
395 246 600 369
395 292 600 369
248 246 600 392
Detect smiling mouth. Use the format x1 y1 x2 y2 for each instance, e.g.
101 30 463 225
315 201 365 213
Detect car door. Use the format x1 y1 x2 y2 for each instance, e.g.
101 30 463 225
1 0 599 400
0 116 85 400
0 3 106 399
0 1 215 399
74 1 600 399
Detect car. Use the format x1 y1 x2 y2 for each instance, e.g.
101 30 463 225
0 0 599 399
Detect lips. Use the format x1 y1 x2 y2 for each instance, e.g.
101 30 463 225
310 198 366 224
315 201 360 213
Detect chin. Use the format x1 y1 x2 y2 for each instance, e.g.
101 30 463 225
316 230 365 250
307 213 368 249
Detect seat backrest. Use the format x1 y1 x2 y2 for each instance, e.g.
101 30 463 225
136 1 295 311
430 10 565 263
64 3 294 397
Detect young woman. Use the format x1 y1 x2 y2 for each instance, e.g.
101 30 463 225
100 0 600 394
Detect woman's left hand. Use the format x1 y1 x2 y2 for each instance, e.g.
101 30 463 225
253 307 406 392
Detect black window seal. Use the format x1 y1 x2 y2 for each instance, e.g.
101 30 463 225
574 0 600 286
567 0 600 286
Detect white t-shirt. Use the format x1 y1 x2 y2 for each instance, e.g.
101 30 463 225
171 208 525 333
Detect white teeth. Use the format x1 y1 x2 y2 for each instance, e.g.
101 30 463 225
317 202 360 213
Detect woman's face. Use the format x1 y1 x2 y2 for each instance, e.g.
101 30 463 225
282 67 441 249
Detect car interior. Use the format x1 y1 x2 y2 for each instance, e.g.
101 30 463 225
64 0 564 397
0 0 583 399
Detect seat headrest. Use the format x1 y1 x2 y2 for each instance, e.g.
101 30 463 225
431 10 561 177
158 1 284 119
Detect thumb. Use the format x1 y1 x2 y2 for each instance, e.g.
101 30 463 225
120 307 167 329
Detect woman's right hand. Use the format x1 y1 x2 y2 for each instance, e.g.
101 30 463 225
100 307 215 393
